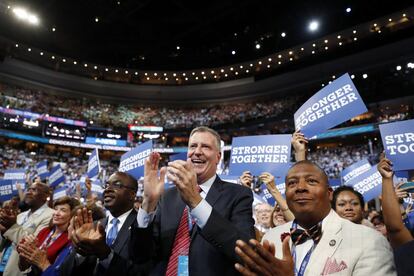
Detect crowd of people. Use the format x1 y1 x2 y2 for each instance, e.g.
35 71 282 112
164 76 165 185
1 82 412 131
0 126 411 275
0 82 299 129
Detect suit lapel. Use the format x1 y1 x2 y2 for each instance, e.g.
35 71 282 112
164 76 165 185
307 211 343 274
112 209 137 253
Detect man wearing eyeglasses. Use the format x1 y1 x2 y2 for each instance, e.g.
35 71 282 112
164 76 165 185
59 172 150 276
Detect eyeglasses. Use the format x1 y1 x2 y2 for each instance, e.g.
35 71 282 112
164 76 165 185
103 181 136 191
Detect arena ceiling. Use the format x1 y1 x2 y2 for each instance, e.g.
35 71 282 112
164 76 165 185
0 0 412 71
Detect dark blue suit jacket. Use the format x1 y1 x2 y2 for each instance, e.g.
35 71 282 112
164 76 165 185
132 176 255 276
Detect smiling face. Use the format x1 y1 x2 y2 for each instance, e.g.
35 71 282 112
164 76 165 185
103 172 136 217
285 161 332 228
335 190 363 224
52 203 72 228
24 183 49 208
187 131 221 184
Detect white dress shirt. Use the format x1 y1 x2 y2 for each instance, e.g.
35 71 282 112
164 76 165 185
137 175 216 229
292 217 328 273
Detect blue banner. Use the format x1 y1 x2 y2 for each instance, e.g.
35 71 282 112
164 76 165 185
346 165 397 202
0 179 17 201
294 73 368 138
49 165 65 188
170 152 188 162
340 159 371 185
36 161 49 180
229 135 292 178
3 169 26 186
258 183 276 206
87 149 100 179
53 186 68 199
329 179 341 190
86 137 127 147
119 140 153 180
379 119 414 171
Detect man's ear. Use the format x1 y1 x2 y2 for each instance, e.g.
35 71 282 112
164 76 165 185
327 186 334 201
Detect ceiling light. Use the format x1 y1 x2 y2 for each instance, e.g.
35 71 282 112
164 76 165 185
351 74 355 79
12 7 39 25
40 52 43 56
346 7 351 13
73 61 77 65
52 27 56 32
308 20 319 32
231 50 236 55
281 32 286 37
362 73 368 79
114 69 118 73
95 17 99 22
337 35 341 39
176 46 180 50
396 65 402 71
255 44 261 49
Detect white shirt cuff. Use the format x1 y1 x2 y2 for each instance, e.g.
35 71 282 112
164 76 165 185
190 199 212 229
137 207 156 228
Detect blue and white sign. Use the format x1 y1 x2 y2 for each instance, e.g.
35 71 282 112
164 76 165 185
229 135 291 178
49 165 65 188
170 152 188 162
340 159 371 185
0 179 17 201
4 169 26 186
346 165 397 202
119 140 153 180
329 179 341 190
86 137 127 147
87 149 101 179
294 73 368 138
53 186 68 200
91 179 104 196
258 183 276 206
379 119 414 171
36 161 49 180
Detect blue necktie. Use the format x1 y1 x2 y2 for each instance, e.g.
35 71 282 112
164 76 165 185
106 218 119 246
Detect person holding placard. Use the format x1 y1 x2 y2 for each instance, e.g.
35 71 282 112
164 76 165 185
234 160 396 276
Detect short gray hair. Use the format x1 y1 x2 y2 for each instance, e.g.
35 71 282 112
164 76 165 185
189 126 221 151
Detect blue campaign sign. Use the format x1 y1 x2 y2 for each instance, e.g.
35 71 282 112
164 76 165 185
3 169 26 187
340 159 371 185
346 165 397 202
53 187 68 200
170 152 188 162
294 73 368 138
87 149 101 179
36 160 49 180
258 183 276 206
229 134 292 178
329 178 341 190
0 179 17 201
49 165 65 188
379 119 414 171
119 140 153 180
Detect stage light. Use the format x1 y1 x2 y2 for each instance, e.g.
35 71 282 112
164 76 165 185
95 17 99 22
396 65 402 71
52 27 56 32
353 30 357 34
196 76 199 80
301 47 304 51
257 61 261 65
324 40 328 43
201 71 205 75
125 70 129 74
240 65 243 69
154 72 157 76
84 64 88 67
362 73 368 79
388 18 392 22
339 42 342 46
281 32 286 37
211 70 215 74
40 52 43 55
94 66 98 69
249 63 253 67
90 120 94 124
325 46 328 50
337 35 341 39
51 56 55 59
13 7 39 25
176 46 180 50
220 69 224 73
105 68 108 71
135 72 138 75
231 50 236 55
407 62 414 69
114 69 118 73
278 61 282 65
255 44 261 49
165 77 168 80
278 54 282 58
15 44 18 47
230 67 234 71
27 48 31 52
308 21 319 32
235 72 239 75
311 50 315 54
289 51 293 55
192 72 196 75
268 58 272 62
346 7 351 13
73 61 77 65
173 73 177 76
267 65 270 68
350 74 355 79
245 69 249 73
353 37 357 41
312 43 316 47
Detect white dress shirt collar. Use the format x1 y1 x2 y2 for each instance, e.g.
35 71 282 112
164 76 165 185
198 174 216 195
